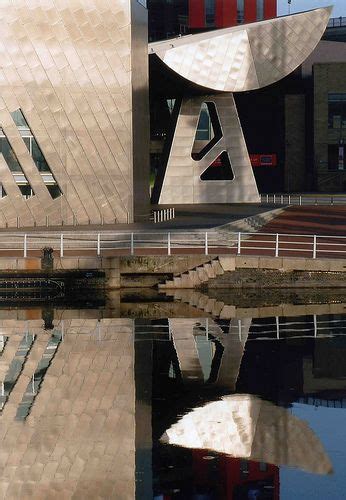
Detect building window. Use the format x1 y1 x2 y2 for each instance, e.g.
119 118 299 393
9 109 62 198
0 136 22 172
257 0 264 21
237 0 244 23
240 459 249 479
196 103 213 141
205 0 215 26
328 93 346 129
328 144 345 170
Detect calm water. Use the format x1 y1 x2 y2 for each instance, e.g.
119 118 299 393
135 314 346 500
1 299 346 499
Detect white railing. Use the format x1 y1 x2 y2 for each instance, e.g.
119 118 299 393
151 208 175 223
261 194 346 206
0 230 346 260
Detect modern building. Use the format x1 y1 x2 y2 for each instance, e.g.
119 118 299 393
0 1 331 228
148 0 277 41
280 40 346 193
188 0 277 29
149 7 331 203
0 0 150 227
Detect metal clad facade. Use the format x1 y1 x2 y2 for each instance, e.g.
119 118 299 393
0 0 149 227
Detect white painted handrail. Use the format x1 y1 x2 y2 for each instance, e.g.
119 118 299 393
4 230 345 259
262 193 346 206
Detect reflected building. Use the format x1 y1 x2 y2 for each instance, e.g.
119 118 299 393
1 309 346 498
0 316 135 498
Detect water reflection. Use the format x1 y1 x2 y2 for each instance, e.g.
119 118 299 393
136 314 346 499
0 302 346 498
161 394 332 475
0 314 134 499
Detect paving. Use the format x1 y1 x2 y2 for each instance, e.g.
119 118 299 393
0 204 281 233
260 206 346 236
0 204 344 261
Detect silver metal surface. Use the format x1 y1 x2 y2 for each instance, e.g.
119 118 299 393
158 94 260 204
0 0 150 227
0 318 135 498
149 7 332 92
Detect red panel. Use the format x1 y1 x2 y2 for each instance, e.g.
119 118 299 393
215 0 238 28
188 0 205 28
250 154 278 167
244 0 257 23
264 0 277 19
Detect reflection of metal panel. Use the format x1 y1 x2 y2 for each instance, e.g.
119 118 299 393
149 7 331 92
158 94 260 204
0 0 149 227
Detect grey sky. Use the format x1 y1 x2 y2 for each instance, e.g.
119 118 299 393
278 0 344 17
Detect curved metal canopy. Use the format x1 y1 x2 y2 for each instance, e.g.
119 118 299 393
149 7 332 92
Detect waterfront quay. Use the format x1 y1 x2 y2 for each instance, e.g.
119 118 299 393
0 205 345 291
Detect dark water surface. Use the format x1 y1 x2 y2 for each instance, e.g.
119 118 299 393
135 313 346 500
0 295 346 499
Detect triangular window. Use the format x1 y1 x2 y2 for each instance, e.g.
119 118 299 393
200 151 234 181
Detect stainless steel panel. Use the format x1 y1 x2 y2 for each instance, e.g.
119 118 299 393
159 94 260 204
149 7 331 93
0 0 150 227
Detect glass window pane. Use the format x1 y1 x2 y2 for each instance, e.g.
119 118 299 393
47 185 62 199
23 137 31 152
10 109 29 128
32 138 50 172
19 185 32 198
196 104 211 140
257 0 264 21
328 93 346 129
205 0 215 26
0 137 22 172
237 0 244 23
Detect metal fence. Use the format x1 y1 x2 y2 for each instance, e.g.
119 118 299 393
261 194 346 206
327 16 346 28
1 230 345 260
151 208 175 223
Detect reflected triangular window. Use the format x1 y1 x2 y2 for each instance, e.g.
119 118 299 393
192 102 223 161
200 151 234 181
